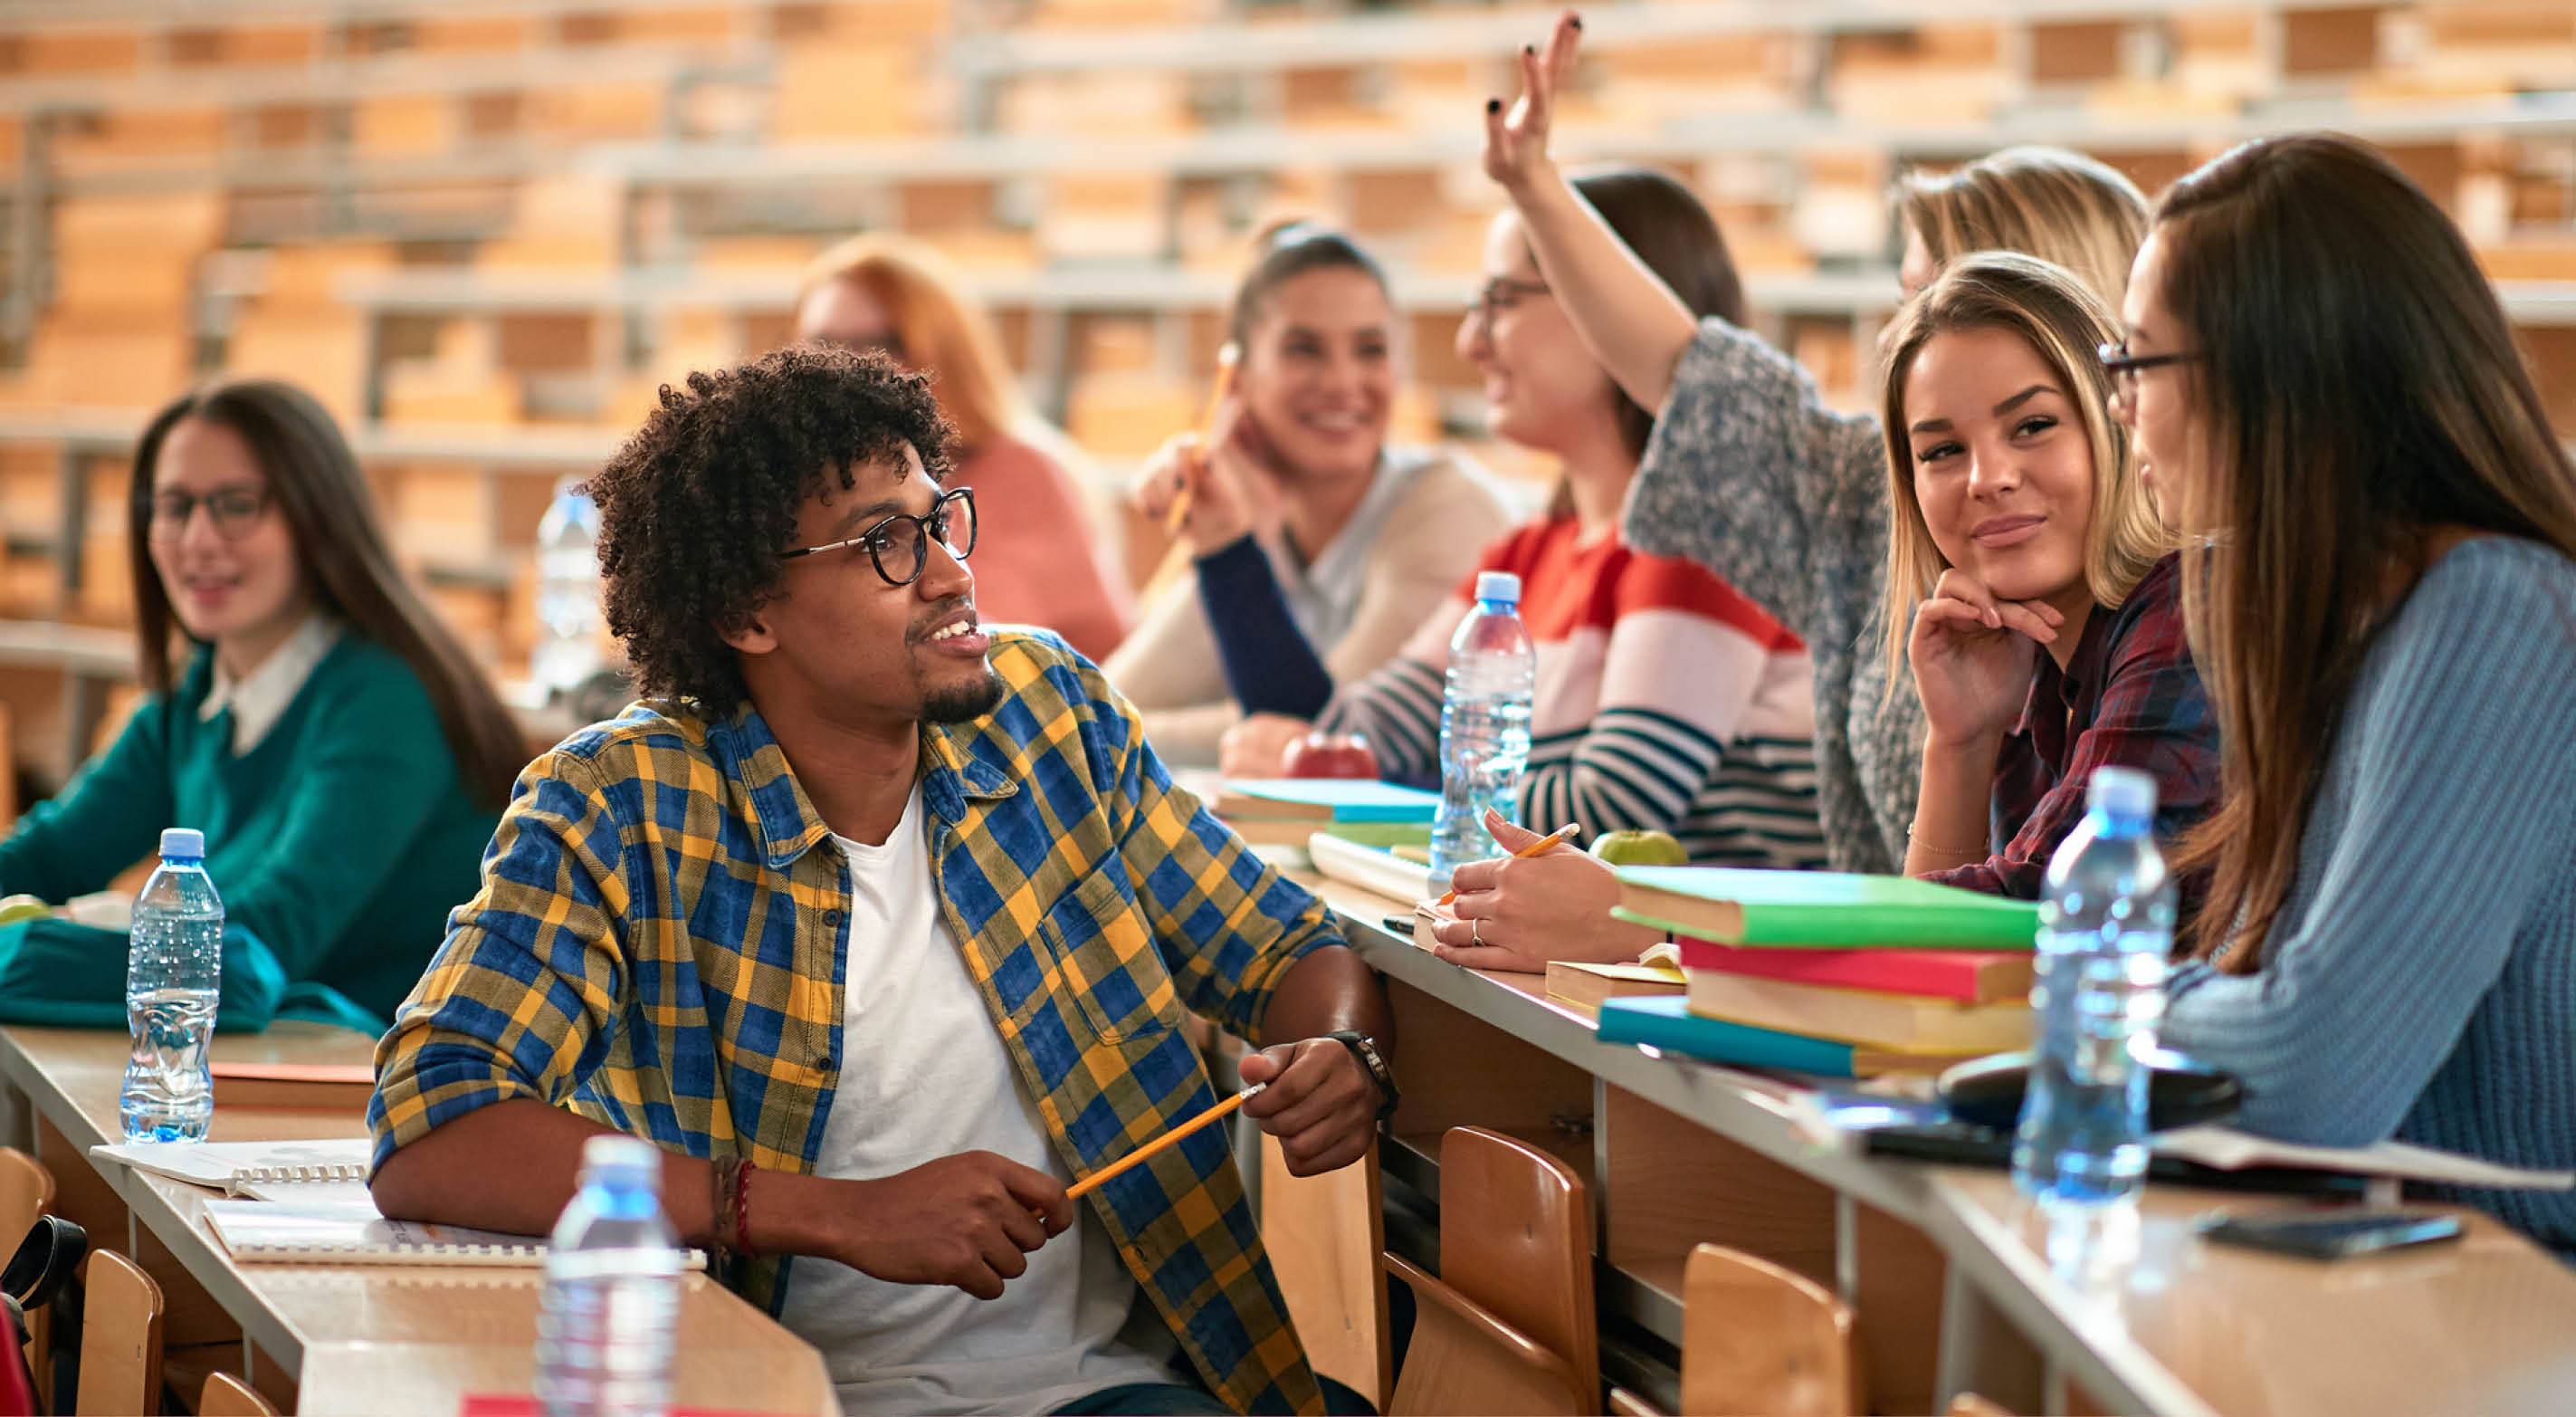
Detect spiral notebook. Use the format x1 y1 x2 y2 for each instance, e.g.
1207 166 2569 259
203 1198 551 1267
89 1138 374 1196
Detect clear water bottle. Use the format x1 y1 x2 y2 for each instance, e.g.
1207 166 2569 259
121 828 223 1144
533 478 604 704
2012 766 2174 1207
536 1135 682 1417
1428 570 1536 886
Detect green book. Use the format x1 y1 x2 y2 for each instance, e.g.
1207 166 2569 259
1610 867 2040 951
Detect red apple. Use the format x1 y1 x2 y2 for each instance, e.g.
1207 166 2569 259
1279 732 1380 780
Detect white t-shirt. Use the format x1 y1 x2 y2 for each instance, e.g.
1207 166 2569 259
775 788 1178 1416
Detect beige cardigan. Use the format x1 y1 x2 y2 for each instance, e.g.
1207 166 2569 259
1103 448 1521 765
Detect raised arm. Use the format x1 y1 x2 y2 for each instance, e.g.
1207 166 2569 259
1483 10 1698 413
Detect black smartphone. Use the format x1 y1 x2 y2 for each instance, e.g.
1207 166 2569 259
2196 1208 2464 1260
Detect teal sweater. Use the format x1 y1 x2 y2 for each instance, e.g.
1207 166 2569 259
0 636 499 1025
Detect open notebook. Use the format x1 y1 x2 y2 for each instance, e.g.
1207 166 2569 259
90 1138 372 1196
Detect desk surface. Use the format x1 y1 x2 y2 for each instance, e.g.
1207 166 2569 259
0 1022 837 1417
1293 866 2576 1417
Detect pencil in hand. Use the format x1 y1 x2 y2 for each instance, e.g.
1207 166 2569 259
1065 1083 1265 1202
1164 342 1241 535
1435 822 1581 907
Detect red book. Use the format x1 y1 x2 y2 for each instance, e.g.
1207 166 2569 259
1674 935 2033 1005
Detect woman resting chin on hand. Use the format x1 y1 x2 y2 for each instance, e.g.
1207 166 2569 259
1903 567 2062 873
1422 813 1662 974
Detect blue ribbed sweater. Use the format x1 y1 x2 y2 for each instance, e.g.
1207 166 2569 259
2161 537 2576 1256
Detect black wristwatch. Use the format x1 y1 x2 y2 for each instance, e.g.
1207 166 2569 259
1323 1029 1399 1125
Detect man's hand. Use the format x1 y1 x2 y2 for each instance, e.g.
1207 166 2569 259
835 1151 1073 1300
1239 1038 1379 1177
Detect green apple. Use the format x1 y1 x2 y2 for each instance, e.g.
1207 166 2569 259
0 894 51 925
1589 829 1689 867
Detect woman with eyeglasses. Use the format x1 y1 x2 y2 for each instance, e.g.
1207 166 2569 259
1111 221 1517 765
1484 13 2158 884
1201 170 1826 955
0 379 520 1031
2132 135 2576 1256
794 234 1136 663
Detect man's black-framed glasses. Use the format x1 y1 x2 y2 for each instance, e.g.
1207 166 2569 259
2098 340 2199 417
780 485 977 587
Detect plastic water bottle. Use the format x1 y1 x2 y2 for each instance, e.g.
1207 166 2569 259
120 828 223 1143
1427 570 1536 886
2012 766 2174 1207
533 478 604 704
536 1135 682 1417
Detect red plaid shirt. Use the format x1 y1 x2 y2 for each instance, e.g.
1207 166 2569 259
1926 553 2217 915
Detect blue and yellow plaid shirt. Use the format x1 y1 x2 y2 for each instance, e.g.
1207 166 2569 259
370 631 1337 1414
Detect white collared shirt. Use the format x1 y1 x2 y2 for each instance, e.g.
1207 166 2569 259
197 614 343 755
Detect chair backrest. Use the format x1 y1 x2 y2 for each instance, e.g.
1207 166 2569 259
1945 1395 2015 1417
0 1149 50 1247
198 1371 280 1417
76 1250 162 1417
1436 1127 1598 1403
1681 1243 1855 1417
0 1148 53 1412
1384 1254 1585 1417
1259 1133 1390 1408
1607 1387 1665 1415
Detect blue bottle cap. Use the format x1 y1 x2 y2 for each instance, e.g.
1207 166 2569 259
158 828 205 859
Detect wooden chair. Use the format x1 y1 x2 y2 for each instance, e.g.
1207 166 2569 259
1384 1126 1598 1416
199 1370 281 1416
1259 1133 1391 1408
1680 1244 1855 1417
75 1250 162 1416
1606 1387 1664 1415
1 1146 54 1407
1945 1395 2015 1417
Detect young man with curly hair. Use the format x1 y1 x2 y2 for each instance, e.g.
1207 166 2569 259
366 347 1390 1417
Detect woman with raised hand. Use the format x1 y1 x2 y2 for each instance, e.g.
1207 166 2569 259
796 234 1136 662
2135 135 2576 1255
0 379 521 1031
1112 222 1516 763
1201 167 1828 940
1484 10 2149 876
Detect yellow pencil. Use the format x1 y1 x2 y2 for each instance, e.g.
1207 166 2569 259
1067 1084 1264 1201
1164 343 1241 535
1434 823 1581 907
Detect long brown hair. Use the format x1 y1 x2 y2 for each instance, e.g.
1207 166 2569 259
797 234 1029 454
1875 252 2171 681
129 379 529 806
1571 166 1746 459
1896 146 2149 307
2156 134 2576 969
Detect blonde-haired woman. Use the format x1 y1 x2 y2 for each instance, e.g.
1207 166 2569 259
1485 14 2149 877
795 234 1136 661
1880 254 2212 903
2128 135 2576 1255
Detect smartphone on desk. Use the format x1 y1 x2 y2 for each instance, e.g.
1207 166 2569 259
2197 1207 2464 1260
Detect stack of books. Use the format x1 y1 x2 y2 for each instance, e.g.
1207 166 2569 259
1590 868 2043 1077
1210 779 1440 847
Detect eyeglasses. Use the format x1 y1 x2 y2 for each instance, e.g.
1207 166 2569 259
1467 277 1552 328
779 486 977 587
143 485 272 541
2098 340 2199 418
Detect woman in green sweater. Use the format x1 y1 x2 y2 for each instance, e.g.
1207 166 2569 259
0 379 525 1030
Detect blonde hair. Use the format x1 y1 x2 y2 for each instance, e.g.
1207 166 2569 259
797 234 1026 453
1896 147 2150 307
1878 252 2172 683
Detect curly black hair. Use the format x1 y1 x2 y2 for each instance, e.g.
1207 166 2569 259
587 344 955 717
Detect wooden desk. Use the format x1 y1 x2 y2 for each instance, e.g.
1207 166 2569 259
1292 868 2576 1417
0 1022 838 1417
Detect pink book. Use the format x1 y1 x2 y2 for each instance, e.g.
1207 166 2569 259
1674 935 2033 1005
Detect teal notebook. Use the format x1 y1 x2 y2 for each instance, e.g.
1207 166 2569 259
1595 995 1972 1077
1611 866 2040 950
1215 779 1442 824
